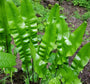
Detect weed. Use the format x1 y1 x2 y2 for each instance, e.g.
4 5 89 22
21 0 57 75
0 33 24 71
73 11 81 19
82 11 90 21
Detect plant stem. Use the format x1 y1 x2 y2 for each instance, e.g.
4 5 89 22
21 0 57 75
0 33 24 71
0 0 11 53
10 72 13 84
26 67 30 83
3 68 6 84
38 78 41 84
32 58 34 83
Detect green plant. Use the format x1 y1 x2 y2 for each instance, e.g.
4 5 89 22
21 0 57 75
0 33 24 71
0 52 16 84
12 0 20 6
0 73 9 84
66 0 70 1
73 11 81 19
83 30 90 42
32 1 64 33
73 11 90 21
5 0 38 82
30 3 90 84
32 1 49 32
82 11 90 20
0 0 90 84
73 0 90 9
0 0 17 83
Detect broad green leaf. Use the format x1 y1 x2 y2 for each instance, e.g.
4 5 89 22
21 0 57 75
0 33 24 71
21 0 38 49
38 4 59 60
66 22 87 56
30 40 47 78
71 42 90 72
4 67 17 74
21 0 38 70
49 77 61 84
6 0 31 71
59 64 82 84
6 0 38 71
35 4 60 78
0 52 16 68
21 0 35 18
56 17 69 64
6 0 20 22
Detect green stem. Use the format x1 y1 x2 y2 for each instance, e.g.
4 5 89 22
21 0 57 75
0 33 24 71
3 68 6 84
10 71 13 84
26 67 30 83
0 0 11 53
38 78 41 84
32 58 34 83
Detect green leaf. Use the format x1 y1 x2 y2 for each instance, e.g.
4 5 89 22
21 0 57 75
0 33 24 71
6 0 38 71
38 4 59 60
21 0 35 18
4 67 17 74
56 17 69 64
59 64 82 84
30 41 47 78
6 0 31 71
71 42 90 72
0 52 16 68
0 0 11 53
66 21 87 56
35 4 60 78
49 77 61 84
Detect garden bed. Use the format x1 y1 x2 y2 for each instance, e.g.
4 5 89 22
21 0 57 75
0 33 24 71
0 0 90 84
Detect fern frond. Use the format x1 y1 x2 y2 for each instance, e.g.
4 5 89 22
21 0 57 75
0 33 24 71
56 17 70 64
6 0 38 71
56 20 87 65
66 22 87 56
21 0 38 49
34 4 60 78
0 0 11 53
59 64 82 84
71 42 90 73
38 4 59 60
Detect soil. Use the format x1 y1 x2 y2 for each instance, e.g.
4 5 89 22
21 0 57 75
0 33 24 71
0 0 90 84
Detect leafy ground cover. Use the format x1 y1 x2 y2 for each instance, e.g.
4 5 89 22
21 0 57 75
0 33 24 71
0 0 90 84
41 1 90 84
